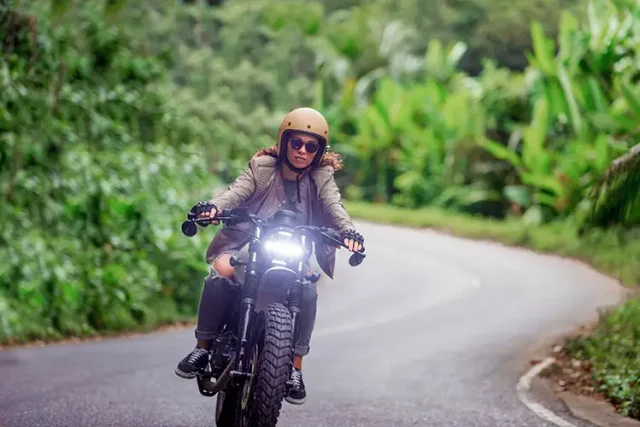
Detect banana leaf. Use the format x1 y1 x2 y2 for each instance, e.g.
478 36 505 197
504 185 532 208
521 172 566 198
530 21 556 76
557 64 586 138
620 79 640 119
477 138 522 169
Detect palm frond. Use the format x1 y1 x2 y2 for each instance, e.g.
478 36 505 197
586 142 640 227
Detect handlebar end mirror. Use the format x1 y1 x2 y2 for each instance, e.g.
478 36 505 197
181 220 198 237
349 252 366 266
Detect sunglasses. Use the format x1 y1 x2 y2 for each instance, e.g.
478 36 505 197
289 137 320 154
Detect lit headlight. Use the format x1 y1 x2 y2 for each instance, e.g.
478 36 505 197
263 231 304 260
264 238 304 258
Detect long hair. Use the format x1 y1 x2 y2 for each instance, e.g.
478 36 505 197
253 145 344 171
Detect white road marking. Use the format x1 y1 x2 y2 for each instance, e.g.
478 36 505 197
516 357 578 427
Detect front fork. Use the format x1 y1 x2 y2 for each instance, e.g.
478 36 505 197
288 233 312 349
231 230 262 384
284 235 310 390
230 232 307 387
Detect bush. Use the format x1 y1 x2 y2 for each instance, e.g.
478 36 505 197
566 297 640 419
0 3 213 344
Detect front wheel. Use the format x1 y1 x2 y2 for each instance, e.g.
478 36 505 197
245 303 293 427
216 303 293 427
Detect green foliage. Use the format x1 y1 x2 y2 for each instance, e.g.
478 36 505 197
84 0 636 227
0 2 212 343
566 297 640 419
329 0 639 226
586 143 640 227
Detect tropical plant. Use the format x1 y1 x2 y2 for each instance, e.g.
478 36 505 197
478 0 640 224
0 1 212 342
585 143 640 227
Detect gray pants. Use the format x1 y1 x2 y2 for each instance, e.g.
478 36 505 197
194 246 318 357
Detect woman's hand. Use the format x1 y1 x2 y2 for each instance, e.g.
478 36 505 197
343 238 363 253
197 204 219 225
340 229 364 253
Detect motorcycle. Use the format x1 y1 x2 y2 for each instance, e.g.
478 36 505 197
180 202 366 427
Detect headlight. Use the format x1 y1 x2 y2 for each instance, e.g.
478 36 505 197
263 231 304 260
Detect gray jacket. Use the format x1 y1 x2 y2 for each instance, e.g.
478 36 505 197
206 152 355 278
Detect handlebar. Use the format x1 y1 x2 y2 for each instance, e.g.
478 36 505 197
181 207 253 236
295 225 366 266
181 207 366 266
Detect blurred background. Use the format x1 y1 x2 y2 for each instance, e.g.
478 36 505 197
1 0 638 348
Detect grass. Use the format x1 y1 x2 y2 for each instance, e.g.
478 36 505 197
0 314 197 351
346 200 640 420
0 295 198 349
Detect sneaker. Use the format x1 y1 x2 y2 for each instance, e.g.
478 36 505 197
175 348 210 379
285 368 307 405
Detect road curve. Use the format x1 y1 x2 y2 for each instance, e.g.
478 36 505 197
0 221 627 427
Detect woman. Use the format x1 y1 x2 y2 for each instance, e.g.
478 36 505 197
175 107 364 405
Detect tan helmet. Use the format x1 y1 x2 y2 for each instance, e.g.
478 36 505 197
276 107 329 168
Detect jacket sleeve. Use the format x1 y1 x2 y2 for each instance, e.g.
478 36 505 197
210 165 256 210
313 166 356 232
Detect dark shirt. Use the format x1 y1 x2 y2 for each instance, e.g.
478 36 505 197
282 178 299 211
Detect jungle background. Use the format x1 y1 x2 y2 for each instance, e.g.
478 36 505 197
1 0 639 418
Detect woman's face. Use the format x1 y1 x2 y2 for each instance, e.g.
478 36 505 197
286 132 320 169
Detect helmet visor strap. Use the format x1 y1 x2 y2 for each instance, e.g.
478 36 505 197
283 156 307 174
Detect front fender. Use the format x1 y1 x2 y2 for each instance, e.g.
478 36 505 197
254 266 298 313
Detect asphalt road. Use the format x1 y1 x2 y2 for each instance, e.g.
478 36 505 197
0 221 627 427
